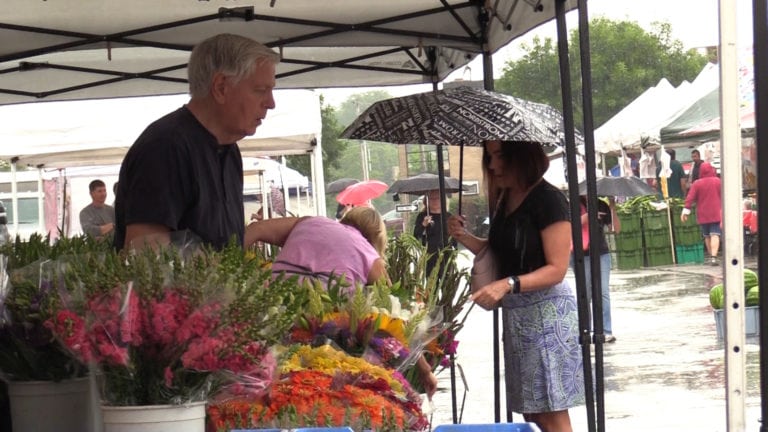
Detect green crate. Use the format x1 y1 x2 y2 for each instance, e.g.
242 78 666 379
617 249 644 270
669 204 698 226
642 210 670 230
676 244 704 264
645 246 674 267
617 213 641 232
674 225 702 246
644 228 672 248
615 231 643 251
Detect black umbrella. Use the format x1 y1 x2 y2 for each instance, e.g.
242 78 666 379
388 173 466 195
340 86 582 152
326 178 359 194
577 176 656 197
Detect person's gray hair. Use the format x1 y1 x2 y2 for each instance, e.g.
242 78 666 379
188 33 280 98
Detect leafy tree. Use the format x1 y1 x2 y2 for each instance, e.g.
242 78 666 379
285 95 347 176
336 90 393 127
495 18 709 129
325 91 400 214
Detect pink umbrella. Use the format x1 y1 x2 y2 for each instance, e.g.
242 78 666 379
336 180 388 206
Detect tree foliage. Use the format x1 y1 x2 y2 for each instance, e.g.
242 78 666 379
285 96 347 176
495 18 709 129
335 90 394 127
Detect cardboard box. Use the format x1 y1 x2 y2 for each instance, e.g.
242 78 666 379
713 306 760 339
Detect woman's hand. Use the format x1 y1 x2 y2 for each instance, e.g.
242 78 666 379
422 215 433 228
417 356 438 399
470 279 509 310
447 215 467 240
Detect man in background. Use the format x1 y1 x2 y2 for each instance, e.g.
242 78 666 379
688 149 703 185
114 33 279 251
79 179 115 240
656 149 687 198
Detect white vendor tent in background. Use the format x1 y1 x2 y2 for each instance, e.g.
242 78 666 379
593 62 720 155
0 89 324 237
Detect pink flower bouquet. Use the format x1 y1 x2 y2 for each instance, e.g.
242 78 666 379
46 243 307 406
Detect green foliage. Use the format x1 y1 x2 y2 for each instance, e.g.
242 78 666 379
324 91 401 216
335 91 394 127
0 233 113 381
495 18 709 129
385 233 473 389
285 96 348 178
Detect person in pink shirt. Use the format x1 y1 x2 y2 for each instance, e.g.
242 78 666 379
681 162 722 265
246 206 438 397
246 206 389 287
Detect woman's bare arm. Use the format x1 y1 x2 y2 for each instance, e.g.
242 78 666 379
244 216 307 249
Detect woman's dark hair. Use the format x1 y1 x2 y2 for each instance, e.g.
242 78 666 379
482 140 550 188
482 140 549 214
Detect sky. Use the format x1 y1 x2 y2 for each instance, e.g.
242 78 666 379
318 0 754 108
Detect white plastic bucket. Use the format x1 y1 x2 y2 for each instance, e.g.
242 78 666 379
101 401 206 432
8 377 92 432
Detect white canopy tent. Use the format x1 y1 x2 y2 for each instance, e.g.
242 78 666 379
0 1 577 105
0 89 324 235
593 62 720 155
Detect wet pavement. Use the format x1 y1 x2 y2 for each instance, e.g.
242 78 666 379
427 254 763 431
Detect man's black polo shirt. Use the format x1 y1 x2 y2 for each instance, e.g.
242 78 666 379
114 106 244 250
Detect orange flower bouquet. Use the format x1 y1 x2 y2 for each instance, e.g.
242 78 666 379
208 344 429 432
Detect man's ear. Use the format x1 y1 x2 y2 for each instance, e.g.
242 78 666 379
210 72 229 103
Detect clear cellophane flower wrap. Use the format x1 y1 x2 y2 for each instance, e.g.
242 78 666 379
0 254 88 382
45 234 309 406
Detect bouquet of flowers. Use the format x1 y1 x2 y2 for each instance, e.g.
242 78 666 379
0 234 105 382
385 234 472 390
288 279 444 373
207 344 429 432
46 241 309 406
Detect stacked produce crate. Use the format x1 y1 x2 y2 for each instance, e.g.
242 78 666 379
641 208 674 266
614 211 644 270
671 203 704 264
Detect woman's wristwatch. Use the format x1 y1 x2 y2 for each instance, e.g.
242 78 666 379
507 275 521 294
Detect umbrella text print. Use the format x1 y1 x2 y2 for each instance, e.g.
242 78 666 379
342 87 582 149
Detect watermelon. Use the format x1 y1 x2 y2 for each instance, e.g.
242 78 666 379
746 286 760 307
744 269 759 290
709 284 724 310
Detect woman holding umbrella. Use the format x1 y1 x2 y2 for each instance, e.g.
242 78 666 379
448 140 583 432
413 190 457 277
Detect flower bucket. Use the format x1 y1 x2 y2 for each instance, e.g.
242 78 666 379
102 401 206 432
7 377 92 432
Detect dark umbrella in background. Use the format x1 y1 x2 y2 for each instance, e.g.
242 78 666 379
326 178 360 194
577 176 656 197
388 173 466 195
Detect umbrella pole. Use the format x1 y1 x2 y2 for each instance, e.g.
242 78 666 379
435 144 457 425
458 144 465 215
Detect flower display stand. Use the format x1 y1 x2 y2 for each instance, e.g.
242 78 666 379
102 402 206 432
7 377 92 432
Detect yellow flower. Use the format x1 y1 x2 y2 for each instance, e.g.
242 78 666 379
375 313 408 346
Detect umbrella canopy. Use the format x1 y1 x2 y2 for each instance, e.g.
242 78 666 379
577 177 656 198
326 178 360 194
388 173 466 195
340 86 581 151
336 180 388 206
